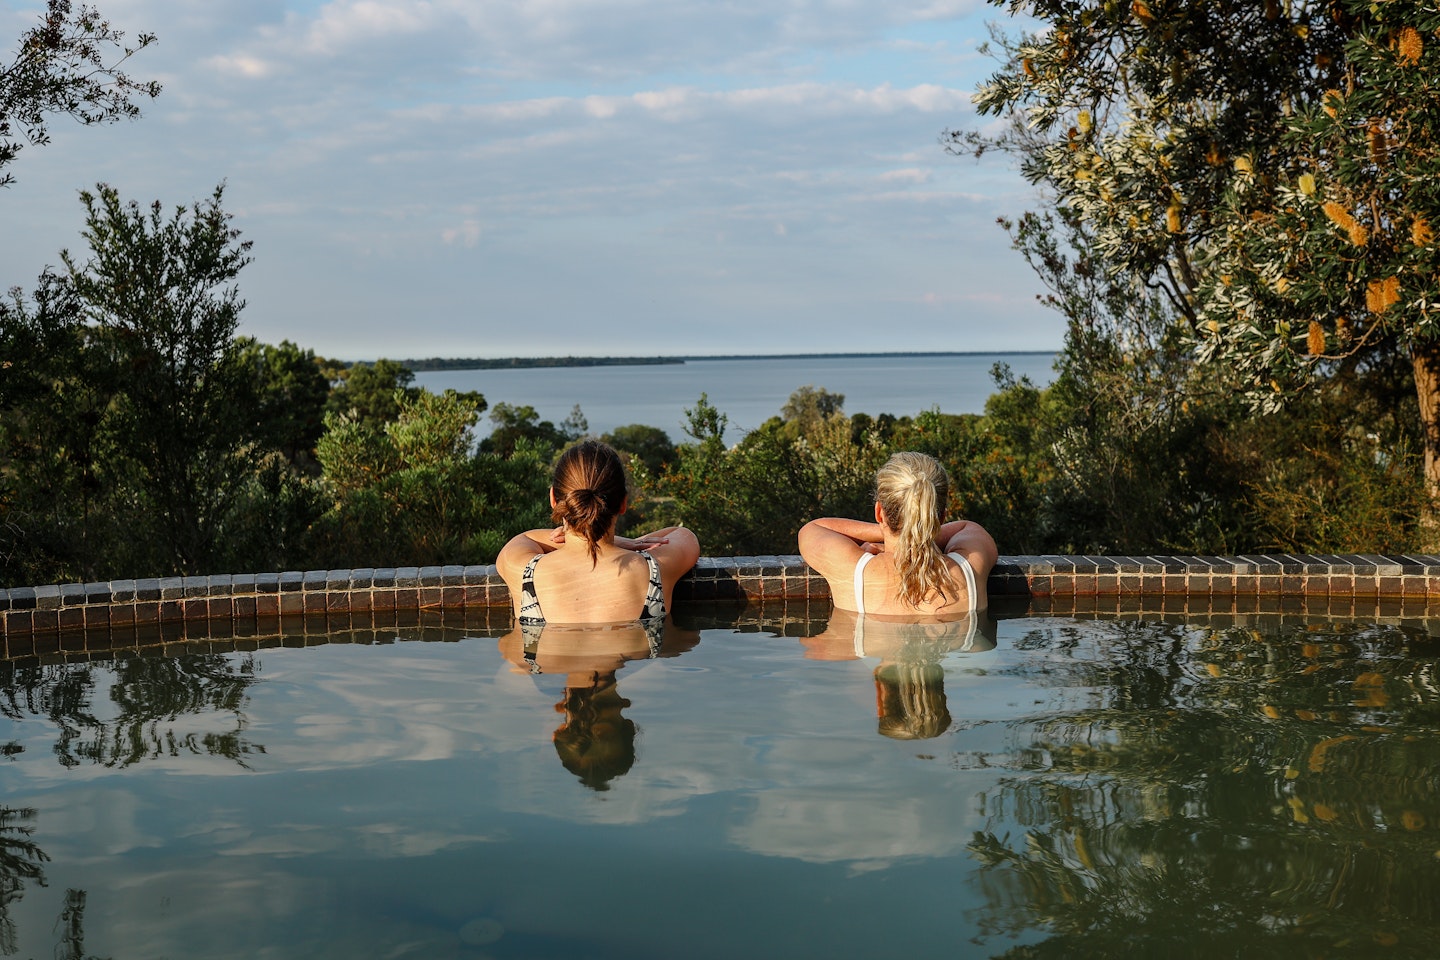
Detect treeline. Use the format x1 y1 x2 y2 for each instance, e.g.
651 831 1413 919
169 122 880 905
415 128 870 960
3 181 1430 587
399 355 680 371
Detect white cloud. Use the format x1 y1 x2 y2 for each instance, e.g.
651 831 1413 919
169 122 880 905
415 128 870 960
442 218 482 246
879 167 932 184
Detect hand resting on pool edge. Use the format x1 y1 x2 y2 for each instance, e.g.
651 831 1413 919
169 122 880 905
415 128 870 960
497 439 700 625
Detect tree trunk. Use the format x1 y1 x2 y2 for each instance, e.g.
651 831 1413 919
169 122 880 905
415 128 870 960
1411 342 1440 545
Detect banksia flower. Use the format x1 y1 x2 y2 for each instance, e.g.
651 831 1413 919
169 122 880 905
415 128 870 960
1322 89 1343 118
1234 156 1253 174
1275 276 1291 294
1398 26 1423 65
1023 58 1036 78
1336 315 1352 341
1077 110 1092 134
1366 276 1402 314
1369 121 1389 165
1298 173 1316 196
1307 321 1326 355
1166 205 1183 233
1133 0 1154 25
1323 202 1369 246
1413 216 1434 246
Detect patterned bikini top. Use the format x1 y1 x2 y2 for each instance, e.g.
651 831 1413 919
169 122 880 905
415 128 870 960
518 551 667 672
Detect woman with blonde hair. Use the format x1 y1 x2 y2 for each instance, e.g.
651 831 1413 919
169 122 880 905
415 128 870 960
798 451 997 618
498 439 700 625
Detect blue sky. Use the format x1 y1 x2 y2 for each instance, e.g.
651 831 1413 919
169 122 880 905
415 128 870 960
1 0 1058 361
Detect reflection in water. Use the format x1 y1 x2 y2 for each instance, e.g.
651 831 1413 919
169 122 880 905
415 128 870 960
0 809 98 960
0 655 263 767
498 617 700 791
963 620 1440 958
552 677 637 790
0 808 46 956
802 608 998 740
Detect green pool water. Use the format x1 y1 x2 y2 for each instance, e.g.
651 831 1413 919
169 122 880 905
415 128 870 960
1 608 1438 959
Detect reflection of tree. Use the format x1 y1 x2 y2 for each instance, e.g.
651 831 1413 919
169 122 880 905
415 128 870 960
0 807 47 956
55 889 103 960
0 653 263 767
965 621 1440 958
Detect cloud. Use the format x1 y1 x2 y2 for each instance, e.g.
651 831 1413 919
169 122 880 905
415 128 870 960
442 218 482 246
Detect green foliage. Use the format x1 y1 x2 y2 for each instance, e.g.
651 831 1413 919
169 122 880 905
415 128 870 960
312 389 550 566
0 1 160 188
324 358 422 427
959 0 1438 544
601 423 676 477
57 182 258 573
647 393 888 555
236 339 329 466
480 401 584 458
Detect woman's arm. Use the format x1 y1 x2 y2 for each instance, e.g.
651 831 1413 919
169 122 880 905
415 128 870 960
496 527 564 587
938 519 999 577
798 517 874 582
804 516 885 543
634 525 701 589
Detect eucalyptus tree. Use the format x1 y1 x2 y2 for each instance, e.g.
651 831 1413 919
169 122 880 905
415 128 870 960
967 0 1440 497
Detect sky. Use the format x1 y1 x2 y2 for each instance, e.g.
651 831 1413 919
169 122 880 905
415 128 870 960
1 0 1058 361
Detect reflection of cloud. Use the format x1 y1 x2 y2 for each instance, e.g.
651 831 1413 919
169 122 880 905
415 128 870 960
722 738 983 872
732 788 974 873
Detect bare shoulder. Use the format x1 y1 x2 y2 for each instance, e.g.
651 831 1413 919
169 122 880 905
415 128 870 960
942 521 999 577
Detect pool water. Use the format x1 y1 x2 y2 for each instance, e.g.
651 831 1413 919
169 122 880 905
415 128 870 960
1 607 1438 959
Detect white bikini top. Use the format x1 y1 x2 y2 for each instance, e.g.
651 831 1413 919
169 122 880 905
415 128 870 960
852 551 980 657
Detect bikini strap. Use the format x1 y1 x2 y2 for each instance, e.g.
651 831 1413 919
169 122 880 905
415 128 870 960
518 554 544 623
641 551 666 622
853 552 875 617
947 551 978 614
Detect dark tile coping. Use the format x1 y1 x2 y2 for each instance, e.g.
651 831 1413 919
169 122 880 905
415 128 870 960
7 554 1440 639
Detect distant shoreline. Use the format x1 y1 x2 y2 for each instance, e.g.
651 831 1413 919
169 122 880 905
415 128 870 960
389 350 1057 372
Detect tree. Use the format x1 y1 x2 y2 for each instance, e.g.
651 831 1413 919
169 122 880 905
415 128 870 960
602 424 676 478
61 182 257 573
237 338 330 465
780 385 845 433
0 0 159 188
480 402 579 459
964 0 1440 502
324 358 428 427
313 389 550 565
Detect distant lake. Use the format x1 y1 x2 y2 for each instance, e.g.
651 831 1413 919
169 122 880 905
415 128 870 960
414 353 1057 441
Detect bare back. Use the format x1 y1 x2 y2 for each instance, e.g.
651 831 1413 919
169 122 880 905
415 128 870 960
521 548 657 623
846 551 985 617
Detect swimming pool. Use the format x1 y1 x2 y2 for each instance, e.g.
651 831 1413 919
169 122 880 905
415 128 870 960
1 604 1437 958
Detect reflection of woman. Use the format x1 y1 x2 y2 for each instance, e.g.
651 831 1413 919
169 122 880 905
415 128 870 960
497 619 701 791
497 440 700 625
799 452 998 617
801 609 997 740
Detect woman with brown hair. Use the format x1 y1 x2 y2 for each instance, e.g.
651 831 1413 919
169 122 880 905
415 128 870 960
497 439 699 625
798 451 997 618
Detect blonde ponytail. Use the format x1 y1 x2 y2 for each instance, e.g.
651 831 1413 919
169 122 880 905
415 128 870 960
874 452 951 608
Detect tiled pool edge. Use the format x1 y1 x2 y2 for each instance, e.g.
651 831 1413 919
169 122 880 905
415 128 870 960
6 553 1440 640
